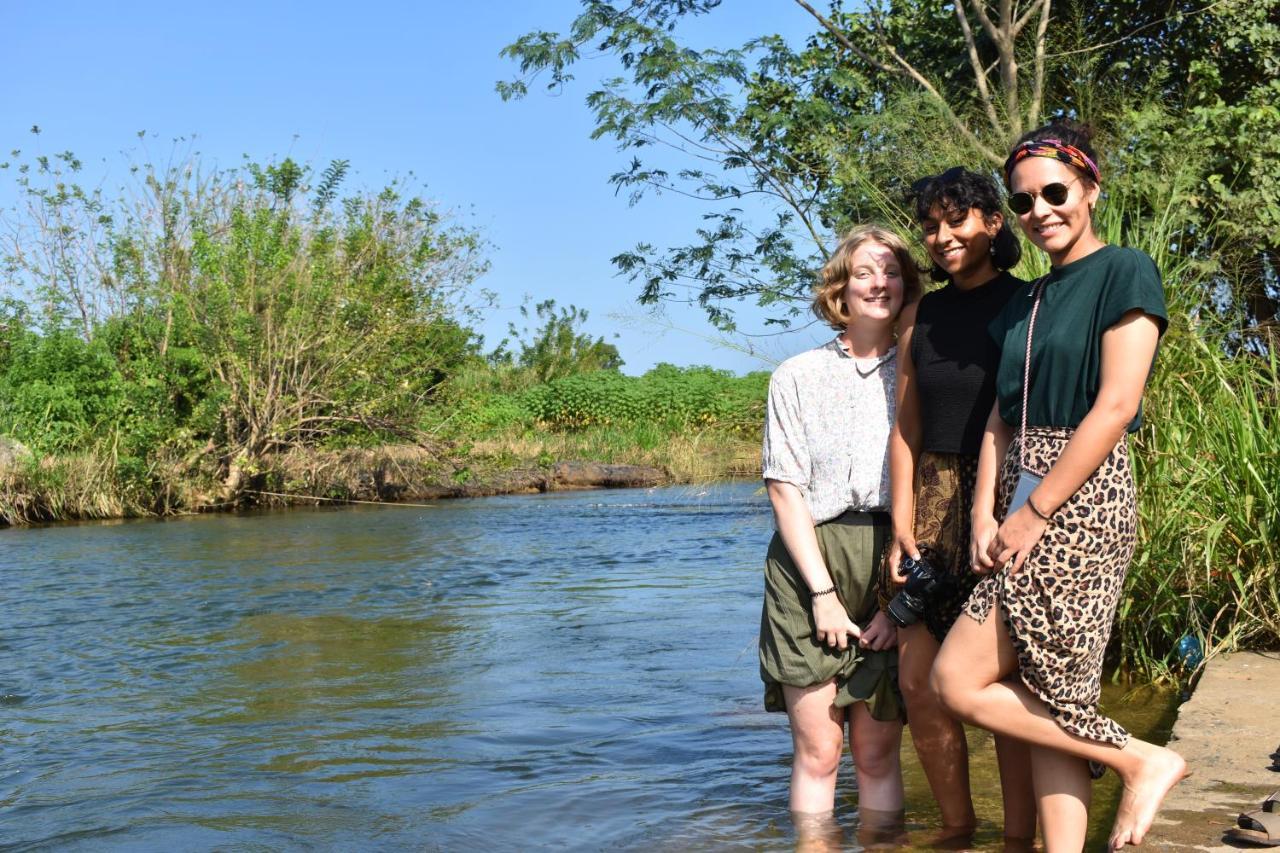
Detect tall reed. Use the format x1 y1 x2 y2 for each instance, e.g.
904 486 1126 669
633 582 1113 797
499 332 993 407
1091 190 1279 677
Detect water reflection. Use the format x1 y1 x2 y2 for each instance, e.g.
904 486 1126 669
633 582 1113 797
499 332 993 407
0 483 1174 850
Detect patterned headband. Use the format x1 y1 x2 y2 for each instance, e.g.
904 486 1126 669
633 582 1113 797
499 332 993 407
1003 139 1101 187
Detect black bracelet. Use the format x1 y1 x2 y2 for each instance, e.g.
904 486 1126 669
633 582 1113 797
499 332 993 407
810 586 837 598
1028 497 1052 521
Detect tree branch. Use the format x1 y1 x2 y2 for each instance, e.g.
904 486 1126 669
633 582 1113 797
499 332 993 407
968 0 1001 42
1012 0 1043 37
791 0 895 76
954 2 1005 136
880 40 1004 164
794 0 1002 164
1043 0 1235 58
1027 0 1053 129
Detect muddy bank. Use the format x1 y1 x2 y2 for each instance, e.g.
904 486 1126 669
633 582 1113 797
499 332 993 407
0 445 675 525
1145 651 1280 850
248 446 670 506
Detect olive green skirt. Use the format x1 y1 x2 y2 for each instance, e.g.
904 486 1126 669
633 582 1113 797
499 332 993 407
759 510 902 722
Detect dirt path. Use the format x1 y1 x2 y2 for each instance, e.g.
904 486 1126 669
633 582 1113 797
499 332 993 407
1146 651 1280 850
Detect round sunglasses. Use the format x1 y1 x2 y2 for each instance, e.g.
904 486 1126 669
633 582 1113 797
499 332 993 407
1007 177 1079 215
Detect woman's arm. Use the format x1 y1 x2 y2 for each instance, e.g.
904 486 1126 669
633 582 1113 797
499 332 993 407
971 400 1014 572
887 301 923 580
988 310 1161 572
767 479 863 651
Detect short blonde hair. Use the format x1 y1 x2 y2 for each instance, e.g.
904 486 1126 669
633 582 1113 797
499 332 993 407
812 225 923 330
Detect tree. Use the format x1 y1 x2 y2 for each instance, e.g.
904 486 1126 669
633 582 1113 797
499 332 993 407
491 298 623 382
0 140 489 502
501 0 1279 340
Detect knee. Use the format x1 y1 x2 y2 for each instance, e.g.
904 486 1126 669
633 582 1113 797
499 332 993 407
899 665 939 710
930 664 973 721
793 738 843 779
853 731 901 780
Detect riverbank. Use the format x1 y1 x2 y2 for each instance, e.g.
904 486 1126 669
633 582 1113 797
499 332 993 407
259 447 677 503
0 435 760 525
1145 651 1280 850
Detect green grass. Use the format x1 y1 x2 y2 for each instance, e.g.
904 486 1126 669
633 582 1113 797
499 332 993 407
1087 192 1279 679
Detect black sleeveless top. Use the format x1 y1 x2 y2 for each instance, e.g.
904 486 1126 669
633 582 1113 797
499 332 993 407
911 271 1024 455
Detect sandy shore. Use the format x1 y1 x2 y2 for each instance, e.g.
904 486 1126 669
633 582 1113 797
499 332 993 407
1146 651 1280 850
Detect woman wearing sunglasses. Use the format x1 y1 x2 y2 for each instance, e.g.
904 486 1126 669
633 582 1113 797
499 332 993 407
882 167 1036 846
932 122 1186 851
760 225 921 833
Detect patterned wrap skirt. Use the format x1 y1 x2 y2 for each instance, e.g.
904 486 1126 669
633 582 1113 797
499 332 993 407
878 452 981 643
963 426 1134 748
759 510 903 722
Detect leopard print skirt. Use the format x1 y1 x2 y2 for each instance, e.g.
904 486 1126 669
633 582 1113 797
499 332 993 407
963 426 1134 748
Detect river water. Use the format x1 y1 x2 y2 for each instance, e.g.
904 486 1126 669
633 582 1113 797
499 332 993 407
1 482 1175 850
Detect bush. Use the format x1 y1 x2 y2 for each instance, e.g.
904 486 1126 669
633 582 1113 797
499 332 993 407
519 364 768 432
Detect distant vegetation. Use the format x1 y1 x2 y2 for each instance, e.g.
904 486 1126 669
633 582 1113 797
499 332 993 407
0 142 764 523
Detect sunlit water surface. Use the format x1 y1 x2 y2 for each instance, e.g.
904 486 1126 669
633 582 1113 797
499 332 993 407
1 482 1175 850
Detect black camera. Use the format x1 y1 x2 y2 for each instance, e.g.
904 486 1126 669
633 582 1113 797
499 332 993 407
886 552 950 628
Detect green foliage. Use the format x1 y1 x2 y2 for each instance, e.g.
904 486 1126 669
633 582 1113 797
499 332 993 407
519 363 766 431
1125 320 1280 679
504 0 1280 334
0 141 489 504
491 299 623 382
432 359 768 439
0 325 126 453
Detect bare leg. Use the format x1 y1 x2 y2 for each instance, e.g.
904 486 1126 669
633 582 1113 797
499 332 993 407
783 681 847 813
995 734 1037 842
1030 744 1091 853
897 624 976 832
856 805 908 850
932 608 1187 849
847 701 905 812
792 810 844 853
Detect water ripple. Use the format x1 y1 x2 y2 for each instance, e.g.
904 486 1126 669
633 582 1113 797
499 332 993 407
0 481 1174 850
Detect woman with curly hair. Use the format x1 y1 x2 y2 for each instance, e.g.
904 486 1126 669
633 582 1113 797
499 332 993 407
883 167 1036 845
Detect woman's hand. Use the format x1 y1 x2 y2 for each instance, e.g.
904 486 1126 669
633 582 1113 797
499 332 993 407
812 594 862 652
886 530 920 584
971 512 999 574
986 505 1050 574
858 610 898 651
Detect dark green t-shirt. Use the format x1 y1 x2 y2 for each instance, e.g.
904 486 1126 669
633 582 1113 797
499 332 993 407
990 245 1168 433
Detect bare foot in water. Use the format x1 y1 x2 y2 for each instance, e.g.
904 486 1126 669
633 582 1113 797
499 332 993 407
1108 744 1188 849
922 824 975 850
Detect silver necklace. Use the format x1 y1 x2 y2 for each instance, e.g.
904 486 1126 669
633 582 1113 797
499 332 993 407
852 352 894 378
837 338 895 377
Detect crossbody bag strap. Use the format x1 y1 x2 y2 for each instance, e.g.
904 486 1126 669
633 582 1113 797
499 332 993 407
1019 276 1050 472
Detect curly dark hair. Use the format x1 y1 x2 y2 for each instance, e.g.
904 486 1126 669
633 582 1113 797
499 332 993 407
910 167 1021 282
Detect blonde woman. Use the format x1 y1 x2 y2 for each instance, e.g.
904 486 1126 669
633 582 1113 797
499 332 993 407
759 225 921 822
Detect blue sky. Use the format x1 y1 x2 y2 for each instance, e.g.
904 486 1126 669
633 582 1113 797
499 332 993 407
3 1 834 375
